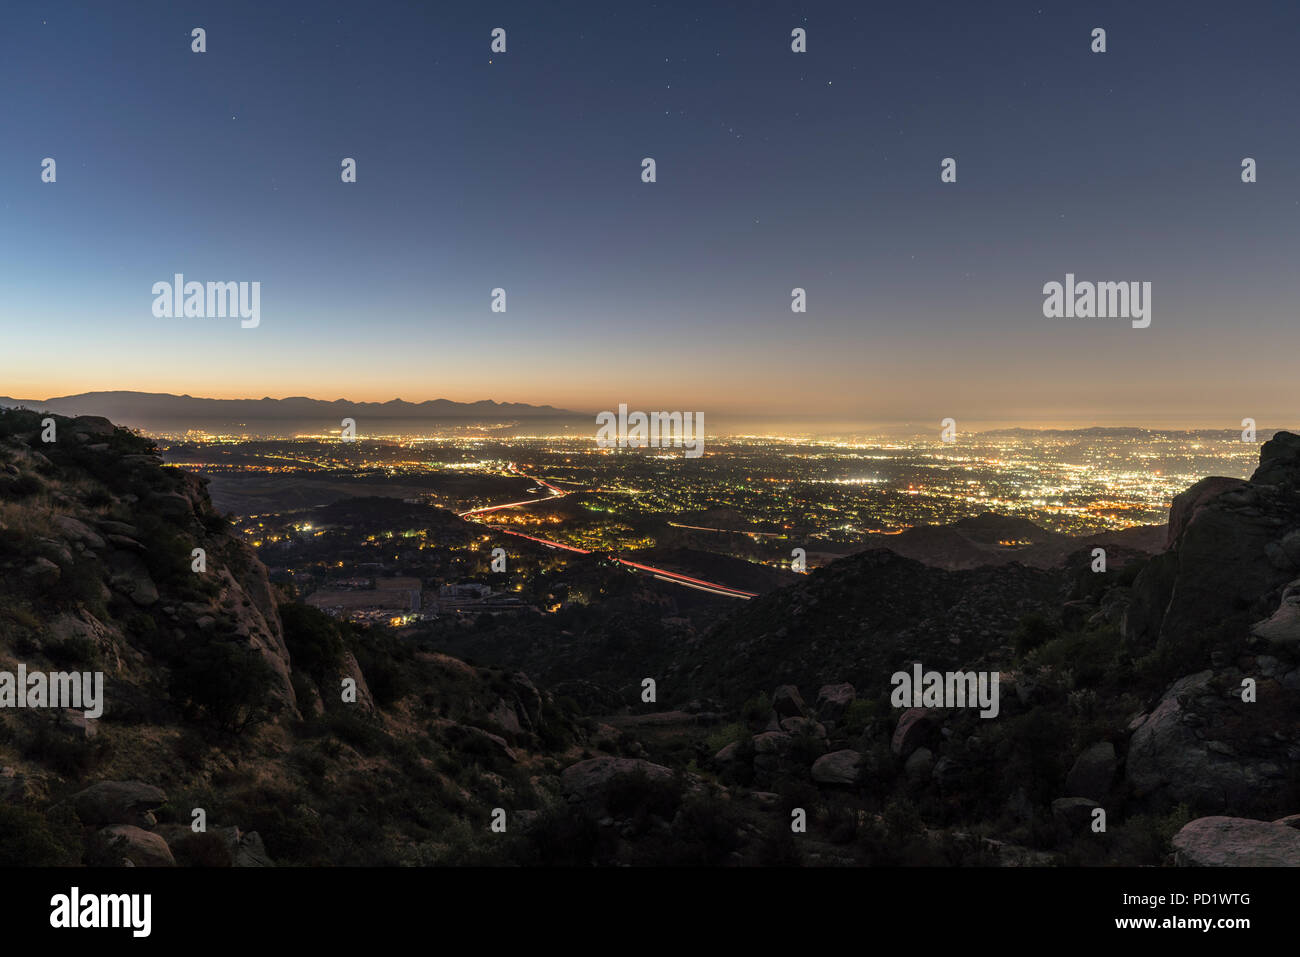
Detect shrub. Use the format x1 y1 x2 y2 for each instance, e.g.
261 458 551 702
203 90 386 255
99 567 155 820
0 804 83 866
170 832 234 867
169 640 276 734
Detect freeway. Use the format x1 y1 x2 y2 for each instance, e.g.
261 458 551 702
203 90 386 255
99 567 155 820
461 469 757 600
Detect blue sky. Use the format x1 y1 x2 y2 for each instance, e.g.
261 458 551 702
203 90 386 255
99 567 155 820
1 0 1297 426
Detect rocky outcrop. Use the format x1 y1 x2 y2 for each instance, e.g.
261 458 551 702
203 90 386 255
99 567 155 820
1125 432 1300 650
66 781 167 828
1173 816 1300 866
1126 670 1296 814
561 757 677 810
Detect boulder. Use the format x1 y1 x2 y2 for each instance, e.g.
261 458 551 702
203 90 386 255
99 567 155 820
772 685 807 719
1064 741 1117 802
1126 670 1289 813
53 515 105 550
891 708 932 757
1250 578 1300 647
560 757 676 808
1051 797 1099 832
815 683 855 723
98 825 175 867
1173 816 1300 866
68 781 167 827
446 724 516 763
233 830 274 867
811 749 864 785
904 747 934 781
22 557 61 588
107 550 159 607
752 731 792 755
779 716 826 738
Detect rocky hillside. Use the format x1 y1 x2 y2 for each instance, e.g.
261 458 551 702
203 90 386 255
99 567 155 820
0 409 591 866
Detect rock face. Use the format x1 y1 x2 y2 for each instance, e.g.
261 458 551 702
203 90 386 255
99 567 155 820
1251 577 1300 647
1125 432 1300 650
1126 670 1297 814
1173 816 1300 866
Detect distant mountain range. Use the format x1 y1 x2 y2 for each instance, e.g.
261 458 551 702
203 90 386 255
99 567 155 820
0 392 581 427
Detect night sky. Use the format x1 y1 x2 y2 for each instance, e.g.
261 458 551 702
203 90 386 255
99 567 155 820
2 1 1297 428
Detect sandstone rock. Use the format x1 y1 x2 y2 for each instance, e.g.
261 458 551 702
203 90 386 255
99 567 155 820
233 830 274 867
147 491 194 519
753 731 792 755
68 781 167 827
815 683 855 723
714 742 739 764
1051 797 1099 832
107 550 159 607
772 685 807 719
560 757 676 808
1064 741 1117 802
99 825 175 867
490 697 523 736
23 557 60 587
446 724 516 763
779 716 826 737
891 708 932 757
53 515 106 550
931 755 962 787
1125 436 1300 650
1250 578 1300 647
811 749 864 785
1126 671 1285 812
904 747 934 781
1173 816 1300 866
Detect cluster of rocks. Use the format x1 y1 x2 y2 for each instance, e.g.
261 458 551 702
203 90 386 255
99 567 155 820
713 682 877 787
59 780 272 867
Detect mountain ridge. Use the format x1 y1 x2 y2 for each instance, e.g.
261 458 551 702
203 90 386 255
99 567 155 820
0 392 582 424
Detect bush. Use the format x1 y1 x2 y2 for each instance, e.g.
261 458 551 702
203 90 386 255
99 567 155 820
170 832 234 867
1012 613 1056 657
0 804 83 866
280 603 347 682
169 640 276 734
